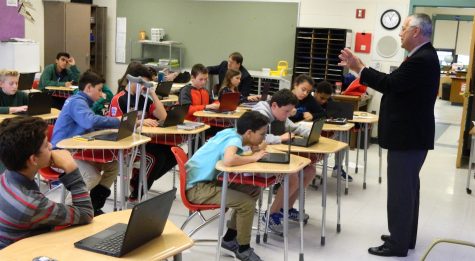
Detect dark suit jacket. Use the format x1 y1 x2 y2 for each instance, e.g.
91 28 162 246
360 42 439 150
207 61 253 97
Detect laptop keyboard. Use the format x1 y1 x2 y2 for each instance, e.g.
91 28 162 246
93 232 125 253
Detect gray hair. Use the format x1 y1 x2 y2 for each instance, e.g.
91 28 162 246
409 13 432 38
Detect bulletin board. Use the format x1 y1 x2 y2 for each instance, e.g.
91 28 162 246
0 0 25 41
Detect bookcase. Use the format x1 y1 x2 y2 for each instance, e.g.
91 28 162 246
248 70 291 96
292 27 352 85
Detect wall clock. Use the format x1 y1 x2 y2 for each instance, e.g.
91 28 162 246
380 9 401 30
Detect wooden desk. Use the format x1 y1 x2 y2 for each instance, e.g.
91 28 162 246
0 108 61 123
332 94 371 111
0 210 193 261
270 137 347 248
171 83 187 94
160 94 178 104
57 133 151 210
45 86 76 98
215 154 310 261
450 77 466 104
350 111 381 189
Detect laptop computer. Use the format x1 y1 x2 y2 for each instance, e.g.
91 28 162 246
325 101 354 125
241 82 271 107
157 104 188 127
155 81 173 99
206 92 240 113
18 72 36 91
74 188 176 257
283 118 325 147
258 128 291 164
13 92 52 116
85 110 138 141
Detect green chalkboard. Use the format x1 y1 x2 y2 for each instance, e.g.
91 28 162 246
117 0 298 70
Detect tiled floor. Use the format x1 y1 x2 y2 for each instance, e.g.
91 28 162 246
94 99 475 260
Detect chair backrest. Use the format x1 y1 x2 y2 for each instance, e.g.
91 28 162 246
47 124 54 141
170 147 193 209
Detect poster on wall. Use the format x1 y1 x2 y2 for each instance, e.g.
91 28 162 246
116 17 127 63
7 0 18 7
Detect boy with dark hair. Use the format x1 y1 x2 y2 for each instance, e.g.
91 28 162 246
0 69 28 114
52 71 120 216
39 52 80 91
0 117 93 249
109 63 176 201
253 88 319 233
208 52 259 102
185 111 269 261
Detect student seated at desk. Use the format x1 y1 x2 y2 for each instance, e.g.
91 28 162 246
0 117 93 249
0 69 28 114
38 52 80 91
109 63 176 201
73 82 113 116
207 51 259 102
51 71 120 216
185 111 269 261
289 74 324 122
217 68 247 104
253 89 320 233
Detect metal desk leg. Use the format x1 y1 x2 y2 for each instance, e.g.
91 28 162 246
345 131 350 195
215 171 229 261
283 175 289 261
363 123 368 189
467 136 474 194
336 151 341 233
299 168 305 261
321 155 328 245
119 149 125 210
378 146 382 184
356 128 361 174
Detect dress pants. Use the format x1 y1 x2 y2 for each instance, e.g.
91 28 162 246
386 149 427 253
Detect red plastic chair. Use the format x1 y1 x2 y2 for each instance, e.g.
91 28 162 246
38 124 66 203
171 147 221 240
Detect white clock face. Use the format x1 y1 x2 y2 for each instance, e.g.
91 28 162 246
381 9 401 30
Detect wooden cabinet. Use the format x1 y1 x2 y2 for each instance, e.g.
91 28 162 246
450 77 466 104
293 27 352 85
44 2 107 76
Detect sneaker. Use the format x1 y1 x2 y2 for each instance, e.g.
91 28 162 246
262 212 283 234
332 166 353 182
281 208 309 223
235 247 263 261
221 238 238 256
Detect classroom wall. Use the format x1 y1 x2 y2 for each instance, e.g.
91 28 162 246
0 0 25 41
24 0 44 67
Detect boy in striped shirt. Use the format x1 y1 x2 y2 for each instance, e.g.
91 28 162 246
0 117 93 249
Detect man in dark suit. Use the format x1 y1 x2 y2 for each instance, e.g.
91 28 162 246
207 52 259 102
338 13 439 257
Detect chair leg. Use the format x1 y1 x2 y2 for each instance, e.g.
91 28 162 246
60 185 67 204
255 187 263 244
181 211 199 230
189 212 220 237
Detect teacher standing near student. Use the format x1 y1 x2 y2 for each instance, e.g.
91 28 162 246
338 13 439 257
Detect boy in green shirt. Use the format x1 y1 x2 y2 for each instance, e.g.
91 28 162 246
0 70 28 114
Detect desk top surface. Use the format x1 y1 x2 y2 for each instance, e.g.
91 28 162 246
350 111 379 123
0 108 60 122
0 210 193 261
141 121 210 135
269 136 347 154
57 133 151 150
215 153 311 174
193 109 246 119
46 86 76 91
160 94 178 103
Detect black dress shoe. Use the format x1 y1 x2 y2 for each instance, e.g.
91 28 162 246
368 244 407 257
381 235 415 249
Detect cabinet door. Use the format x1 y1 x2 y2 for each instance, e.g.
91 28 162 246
65 3 90 72
44 2 66 65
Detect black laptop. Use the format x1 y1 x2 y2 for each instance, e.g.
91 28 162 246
74 188 176 257
18 72 36 91
13 92 52 116
283 118 325 147
325 101 354 125
157 104 188 127
258 129 291 164
155 81 174 99
85 110 138 141
206 92 240 113
241 82 271 107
